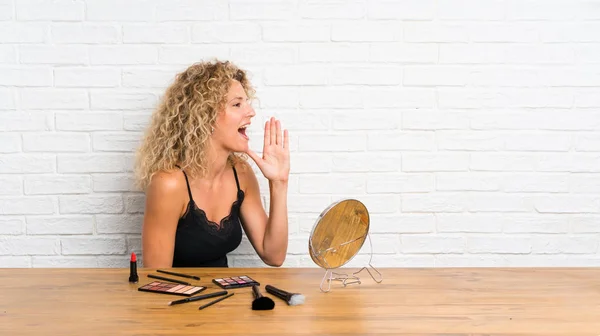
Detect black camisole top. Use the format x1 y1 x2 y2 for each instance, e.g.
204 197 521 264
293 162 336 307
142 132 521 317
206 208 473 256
172 165 244 268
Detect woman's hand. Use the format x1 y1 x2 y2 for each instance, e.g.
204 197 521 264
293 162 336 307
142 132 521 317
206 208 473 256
246 117 290 183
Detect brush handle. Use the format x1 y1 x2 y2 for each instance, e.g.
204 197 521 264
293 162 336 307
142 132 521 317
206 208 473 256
169 290 227 305
265 284 291 302
157 269 200 280
251 285 263 299
148 274 190 286
198 293 234 310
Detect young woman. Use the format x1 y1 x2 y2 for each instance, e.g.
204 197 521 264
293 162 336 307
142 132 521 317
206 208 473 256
134 60 290 268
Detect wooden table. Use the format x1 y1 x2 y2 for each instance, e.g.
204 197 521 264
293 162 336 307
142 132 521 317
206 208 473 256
2 267 600 335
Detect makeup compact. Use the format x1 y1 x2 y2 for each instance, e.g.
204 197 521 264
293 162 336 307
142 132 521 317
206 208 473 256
212 275 259 289
138 281 206 297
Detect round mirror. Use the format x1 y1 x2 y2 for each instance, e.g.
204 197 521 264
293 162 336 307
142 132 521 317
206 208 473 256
308 199 370 270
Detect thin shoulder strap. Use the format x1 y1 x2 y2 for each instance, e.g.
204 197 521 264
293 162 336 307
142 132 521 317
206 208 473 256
175 165 194 201
232 165 241 191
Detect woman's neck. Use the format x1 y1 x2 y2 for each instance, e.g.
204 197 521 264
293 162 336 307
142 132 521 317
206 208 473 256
204 144 232 181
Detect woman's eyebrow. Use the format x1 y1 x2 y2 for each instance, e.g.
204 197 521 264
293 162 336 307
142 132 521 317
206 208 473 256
228 96 244 103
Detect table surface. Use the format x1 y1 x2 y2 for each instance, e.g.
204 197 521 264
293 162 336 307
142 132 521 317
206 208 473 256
1 267 600 335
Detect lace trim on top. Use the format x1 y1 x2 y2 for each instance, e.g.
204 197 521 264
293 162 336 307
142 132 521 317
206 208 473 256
181 190 245 237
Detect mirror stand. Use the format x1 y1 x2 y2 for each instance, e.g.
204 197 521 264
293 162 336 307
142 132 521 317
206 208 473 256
312 231 383 293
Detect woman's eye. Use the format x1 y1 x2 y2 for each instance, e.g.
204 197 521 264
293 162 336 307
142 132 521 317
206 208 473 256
234 103 241 107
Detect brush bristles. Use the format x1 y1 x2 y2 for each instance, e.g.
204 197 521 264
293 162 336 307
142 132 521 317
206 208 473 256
288 294 305 306
265 284 305 306
252 297 275 310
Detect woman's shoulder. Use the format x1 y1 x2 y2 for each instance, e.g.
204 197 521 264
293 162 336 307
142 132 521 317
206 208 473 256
143 168 189 219
146 168 188 196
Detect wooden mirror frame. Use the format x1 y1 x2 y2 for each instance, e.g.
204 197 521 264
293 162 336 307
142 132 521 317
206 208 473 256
308 199 370 270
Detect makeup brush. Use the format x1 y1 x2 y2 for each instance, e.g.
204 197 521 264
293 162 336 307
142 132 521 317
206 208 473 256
265 285 305 306
251 285 274 310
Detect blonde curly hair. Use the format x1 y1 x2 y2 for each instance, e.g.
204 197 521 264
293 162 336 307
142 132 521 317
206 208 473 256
134 59 256 190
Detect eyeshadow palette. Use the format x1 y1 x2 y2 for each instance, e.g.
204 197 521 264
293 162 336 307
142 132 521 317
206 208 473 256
138 281 206 297
212 275 260 289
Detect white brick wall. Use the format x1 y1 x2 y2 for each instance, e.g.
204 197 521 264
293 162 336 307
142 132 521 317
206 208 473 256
1 0 600 269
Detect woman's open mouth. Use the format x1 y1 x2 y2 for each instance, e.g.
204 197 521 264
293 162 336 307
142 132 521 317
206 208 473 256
238 125 249 140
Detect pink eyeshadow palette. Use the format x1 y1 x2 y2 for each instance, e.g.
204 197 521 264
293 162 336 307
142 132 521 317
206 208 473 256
138 281 206 297
212 275 259 289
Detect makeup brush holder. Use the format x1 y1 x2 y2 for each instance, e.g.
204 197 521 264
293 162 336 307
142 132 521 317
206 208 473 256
307 199 383 293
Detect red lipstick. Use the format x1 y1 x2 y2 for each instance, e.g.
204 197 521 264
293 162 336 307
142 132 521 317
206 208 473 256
129 252 139 283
